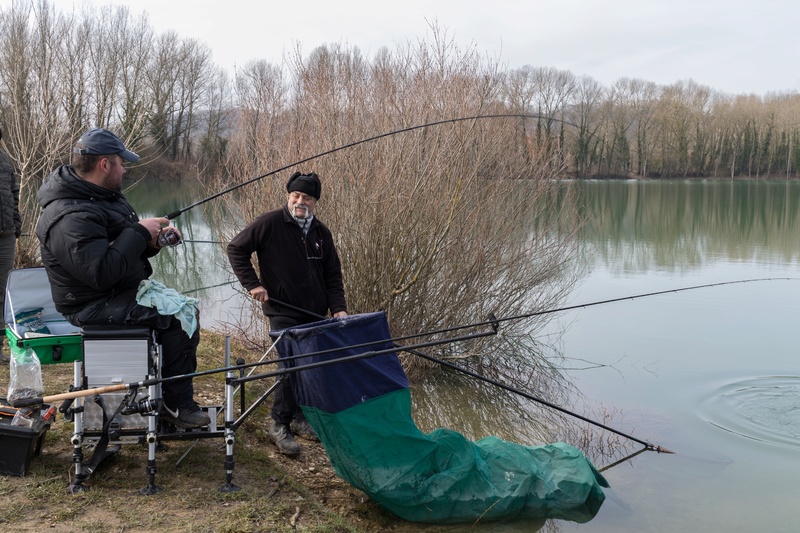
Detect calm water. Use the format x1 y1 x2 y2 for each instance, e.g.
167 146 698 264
133 179 800 532
541 180 800 533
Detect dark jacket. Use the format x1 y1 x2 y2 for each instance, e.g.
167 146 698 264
0 148 22 237
35 165 157 315
227 205 347 324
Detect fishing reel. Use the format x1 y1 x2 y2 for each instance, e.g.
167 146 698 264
120 394 161 416
157 226 182 247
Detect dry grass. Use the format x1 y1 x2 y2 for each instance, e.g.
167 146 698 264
0 330 445 533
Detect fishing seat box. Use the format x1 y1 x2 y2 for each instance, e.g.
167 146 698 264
3 268 152 433
4 267 82 365
0 405 51 476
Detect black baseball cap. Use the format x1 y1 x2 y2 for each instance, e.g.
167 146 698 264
73 127 140 163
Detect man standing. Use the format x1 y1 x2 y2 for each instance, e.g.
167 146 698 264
35 127 209 428
227 171 347 455
0 126 22 363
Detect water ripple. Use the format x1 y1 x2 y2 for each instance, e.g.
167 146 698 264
699 376 800 449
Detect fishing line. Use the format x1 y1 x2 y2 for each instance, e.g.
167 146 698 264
378 277 800 339
183 279 237 294
163 113 568 220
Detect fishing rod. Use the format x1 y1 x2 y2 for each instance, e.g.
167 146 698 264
19 279 786 436
251 298 674 453
402 345 673 453
184 276 795 335
10 323 498 408
215 278 799 349
488 277 800 331
355 277 800 340
598 447 649 473
162 113 565 220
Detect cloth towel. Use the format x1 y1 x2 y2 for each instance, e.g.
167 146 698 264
135 279 199 337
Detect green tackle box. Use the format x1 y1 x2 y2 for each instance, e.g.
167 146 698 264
4 268 83 365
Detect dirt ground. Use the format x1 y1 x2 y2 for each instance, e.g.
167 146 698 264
0 332 470 533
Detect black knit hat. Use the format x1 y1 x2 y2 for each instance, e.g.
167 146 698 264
286 171 321 200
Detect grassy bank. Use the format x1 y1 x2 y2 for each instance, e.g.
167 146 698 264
0 330 427 532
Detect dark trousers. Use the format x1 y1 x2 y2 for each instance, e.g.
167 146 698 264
268 314 307 425
67 289 200 409
0 233 15 356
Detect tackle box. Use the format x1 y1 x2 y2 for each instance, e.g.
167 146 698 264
4 267 82 365
0 404 52 476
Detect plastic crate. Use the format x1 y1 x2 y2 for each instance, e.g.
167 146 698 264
0 408 51 476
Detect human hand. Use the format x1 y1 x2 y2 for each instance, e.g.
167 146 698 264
333 311 348 318
249 286 269 303
139 217 170 247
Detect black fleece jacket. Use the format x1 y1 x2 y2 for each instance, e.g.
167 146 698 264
227 205 347 324
35 165 157 315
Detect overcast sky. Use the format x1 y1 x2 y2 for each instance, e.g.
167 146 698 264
49 0 799 96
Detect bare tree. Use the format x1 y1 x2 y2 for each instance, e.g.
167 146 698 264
229 59 288 176
195 67 230 177
566 75 606 177
213 34 582 380
170 38 214 162
115 7 154 146
146 30 180 155
0 0 80 264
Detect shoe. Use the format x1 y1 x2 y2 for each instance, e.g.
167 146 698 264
269 421 301 456
290 417 320 442
161 403 211 429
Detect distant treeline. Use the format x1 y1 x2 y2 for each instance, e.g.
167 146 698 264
2 0 800 196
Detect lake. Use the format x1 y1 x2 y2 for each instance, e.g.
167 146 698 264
132 178 800 532
537 180 800 533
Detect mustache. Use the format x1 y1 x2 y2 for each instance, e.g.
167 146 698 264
290 203 310 217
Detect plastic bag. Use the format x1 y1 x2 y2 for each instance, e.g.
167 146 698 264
7 348 44 406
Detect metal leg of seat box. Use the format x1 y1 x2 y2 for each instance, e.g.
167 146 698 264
67 360 91 494
220 337 241 493
68 382 124 492
74 395 124 492
141 333 163 495
67 360 123 494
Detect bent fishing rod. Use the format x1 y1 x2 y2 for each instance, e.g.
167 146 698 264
162 113 567 220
